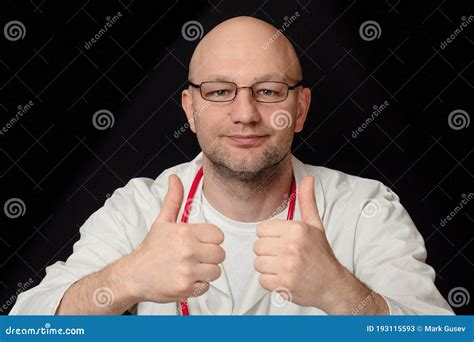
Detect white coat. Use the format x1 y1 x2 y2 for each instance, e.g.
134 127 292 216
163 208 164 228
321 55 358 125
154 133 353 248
10 152 453 315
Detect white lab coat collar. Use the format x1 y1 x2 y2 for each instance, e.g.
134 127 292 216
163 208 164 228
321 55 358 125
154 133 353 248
175 152 326 315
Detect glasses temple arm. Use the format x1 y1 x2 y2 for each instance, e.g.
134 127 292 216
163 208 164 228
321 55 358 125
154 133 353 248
187 81 200 88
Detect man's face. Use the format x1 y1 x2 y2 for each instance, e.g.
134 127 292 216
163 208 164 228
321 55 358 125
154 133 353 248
192 77 300 176
182 26 310 178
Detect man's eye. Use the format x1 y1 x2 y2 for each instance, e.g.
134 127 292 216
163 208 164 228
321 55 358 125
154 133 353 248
213 89 229 96
258 89 277 96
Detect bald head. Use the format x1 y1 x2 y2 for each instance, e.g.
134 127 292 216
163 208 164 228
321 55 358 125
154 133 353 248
181 17 312 184
188 16 302 84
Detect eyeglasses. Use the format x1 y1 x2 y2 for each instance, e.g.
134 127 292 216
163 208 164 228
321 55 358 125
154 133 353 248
187 80 304 103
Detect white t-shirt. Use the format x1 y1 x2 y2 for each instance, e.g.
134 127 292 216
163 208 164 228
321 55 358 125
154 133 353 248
201 192 286 313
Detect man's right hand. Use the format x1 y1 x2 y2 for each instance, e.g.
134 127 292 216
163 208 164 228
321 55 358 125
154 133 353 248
122 174 225 304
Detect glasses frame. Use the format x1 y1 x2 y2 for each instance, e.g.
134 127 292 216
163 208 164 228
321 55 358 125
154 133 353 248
187 80 304 103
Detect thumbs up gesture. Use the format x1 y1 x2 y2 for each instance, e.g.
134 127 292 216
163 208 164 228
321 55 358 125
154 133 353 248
253 176 346 311
123 174 225 304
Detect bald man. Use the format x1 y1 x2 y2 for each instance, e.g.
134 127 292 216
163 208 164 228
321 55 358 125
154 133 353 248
11 17 452 316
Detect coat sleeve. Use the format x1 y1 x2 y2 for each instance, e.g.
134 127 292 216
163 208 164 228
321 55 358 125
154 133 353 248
9 178 156 315
351 180 454 315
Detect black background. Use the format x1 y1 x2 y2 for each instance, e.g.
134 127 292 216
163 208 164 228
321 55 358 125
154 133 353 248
0 0 472 315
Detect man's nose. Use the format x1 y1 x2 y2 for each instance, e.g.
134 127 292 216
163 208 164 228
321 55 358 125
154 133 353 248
229 88 261 124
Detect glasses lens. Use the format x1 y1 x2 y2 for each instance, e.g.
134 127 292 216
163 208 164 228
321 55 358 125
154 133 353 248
253 82 288 102
201 82 236 102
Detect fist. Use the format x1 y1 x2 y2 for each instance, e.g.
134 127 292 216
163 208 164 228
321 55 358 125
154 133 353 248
253 176 344 310
125 174 225 303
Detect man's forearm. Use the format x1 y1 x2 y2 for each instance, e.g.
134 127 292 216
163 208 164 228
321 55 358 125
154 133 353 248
320 266 389 315
55 256 138 315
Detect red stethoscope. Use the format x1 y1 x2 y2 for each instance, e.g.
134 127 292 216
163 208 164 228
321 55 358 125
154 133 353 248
178 166 297 315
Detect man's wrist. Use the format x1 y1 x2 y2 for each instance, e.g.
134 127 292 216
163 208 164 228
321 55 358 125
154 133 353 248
107 254 143 309
317 265 388 315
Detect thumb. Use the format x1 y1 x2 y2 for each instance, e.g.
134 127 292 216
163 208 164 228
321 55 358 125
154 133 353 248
157 174 184 223
298 176 322 228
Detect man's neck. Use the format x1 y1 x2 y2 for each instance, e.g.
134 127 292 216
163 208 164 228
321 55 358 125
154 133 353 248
201 154 293 222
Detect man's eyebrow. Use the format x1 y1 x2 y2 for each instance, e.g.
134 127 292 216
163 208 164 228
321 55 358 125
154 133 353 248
203 75 233 82
201 73 294 83
253 73 289 82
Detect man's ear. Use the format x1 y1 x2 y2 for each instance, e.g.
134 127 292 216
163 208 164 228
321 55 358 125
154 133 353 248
294 87 311 133
181 88 197 133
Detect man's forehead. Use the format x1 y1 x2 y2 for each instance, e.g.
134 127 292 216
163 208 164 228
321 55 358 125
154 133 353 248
192 45 293 70
190 52 300 82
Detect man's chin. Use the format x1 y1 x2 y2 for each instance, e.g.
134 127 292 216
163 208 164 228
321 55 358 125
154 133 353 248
208 154 264 176
203 144 289 177
221 160 262 174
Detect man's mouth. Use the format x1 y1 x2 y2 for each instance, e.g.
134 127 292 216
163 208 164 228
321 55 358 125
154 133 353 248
225 134 268 147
